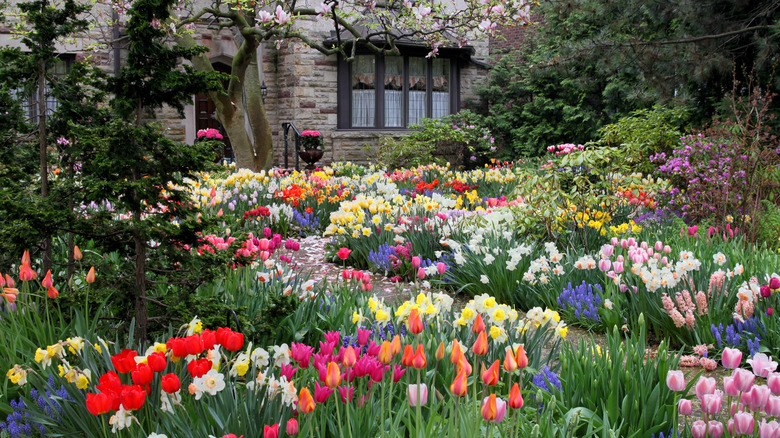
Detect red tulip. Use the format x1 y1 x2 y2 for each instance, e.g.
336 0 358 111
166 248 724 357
187 358 213 378
111 349 138 373
131 363 153 386
46 286 59 299
86 392 113 415
119 385 146 411
161 373 180 393
222 331 244 351
184 334 204 356
401 345 414 367
166 337 188 359
147 352 167 373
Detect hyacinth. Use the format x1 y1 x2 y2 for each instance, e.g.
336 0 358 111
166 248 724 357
368 244 396 272
293 211 320 235
0 375 73 438
557 281 603 323
532 366 563 393
710 318 763 351
661 289 708 329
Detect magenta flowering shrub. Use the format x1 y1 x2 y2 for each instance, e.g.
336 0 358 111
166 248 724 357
299 130 324 150
652 133 746 223
651 89 780 239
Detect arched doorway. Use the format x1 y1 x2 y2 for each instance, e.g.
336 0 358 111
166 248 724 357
195 62 233 162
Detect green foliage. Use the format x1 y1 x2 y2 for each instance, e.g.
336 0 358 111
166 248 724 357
756 199 780 249
558 318 685 437
596 105 691 174
375 111 494 169
476 0 779 159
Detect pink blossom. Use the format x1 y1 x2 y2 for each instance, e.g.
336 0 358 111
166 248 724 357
722 347 743 369
748 354 778 378
695 376 716 400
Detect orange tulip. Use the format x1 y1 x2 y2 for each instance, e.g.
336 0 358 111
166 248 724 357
41 270 53 289
47 286 59 299
515 345 528 369
508 383 524 409
5 275 14 288
378 340 393 365
456 351 472 375
482 360 500 386
450 340 462 364
401 345 414 367
435 341 445 361
21 250 30 266
18 264 36 282
73 246 83 261
86 267 95 284
407 308 423 335
472 313 486 333
343 345 357 368
2 288 19 304
503 348 518 373
481 394 498 421
391 335 401 355
411 345 427 369
0 273 4 288
450 368 468 397
299 387 316 413
325 362 341 388
472 330 488 356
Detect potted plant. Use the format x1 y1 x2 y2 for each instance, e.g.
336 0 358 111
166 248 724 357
298 130 324 170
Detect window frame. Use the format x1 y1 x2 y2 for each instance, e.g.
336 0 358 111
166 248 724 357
337 51 461 130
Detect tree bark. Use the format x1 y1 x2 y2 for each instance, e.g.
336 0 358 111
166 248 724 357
38 59 52 273
178 34 273 171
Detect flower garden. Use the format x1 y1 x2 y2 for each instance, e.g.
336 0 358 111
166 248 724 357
2 122 780 438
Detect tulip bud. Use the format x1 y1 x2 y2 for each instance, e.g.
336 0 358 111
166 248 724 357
86 267 96 284
435 341 445 361
73 246 83 260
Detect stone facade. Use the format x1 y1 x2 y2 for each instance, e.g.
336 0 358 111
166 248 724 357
1 1 491 168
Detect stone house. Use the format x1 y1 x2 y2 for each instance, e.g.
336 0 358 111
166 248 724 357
1 1 497 167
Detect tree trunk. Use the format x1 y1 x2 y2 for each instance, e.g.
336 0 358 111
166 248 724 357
133 98 148 340
38 60 52 273
178 34 274 171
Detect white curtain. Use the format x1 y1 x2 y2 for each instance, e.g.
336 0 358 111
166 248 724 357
352 90 375 127
384 90 403 127
432 92 449 119
408 91 426 126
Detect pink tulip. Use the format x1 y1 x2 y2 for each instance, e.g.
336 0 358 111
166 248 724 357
723 347 744 369
436 262 446 275
759 420 780 438
416 267 426 280
724 376 740 397
613 261 624 274
708 421 724 438
338 385 353 403
770 277 780 291
654 241 663 251
661 256 668 265
291 342 314 368
734 411 755 435
691 420 707 438
702 391 723 415
610 237 619 246
336 247 352 261
748 354 779 378
356 328 370 347
666 370 686 392
627 237 636 247
765 395 780 417
640 241 648 250
733 368 756 393
258 238 270 251
314 382 334 403
768 373 780 395
411 256 421 268
407 383 428 406
393 364 406 383
688 225 698 236
663 245 672 253
678 398 693 416
598 259 611 272
620 239 629 249
750 385 772 409
695 376 716 400
601 244 614 258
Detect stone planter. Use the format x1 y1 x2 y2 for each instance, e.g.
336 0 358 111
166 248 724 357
298 148 324 170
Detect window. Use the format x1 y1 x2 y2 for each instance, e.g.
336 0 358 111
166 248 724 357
18 55 74 124
338 53 459 129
